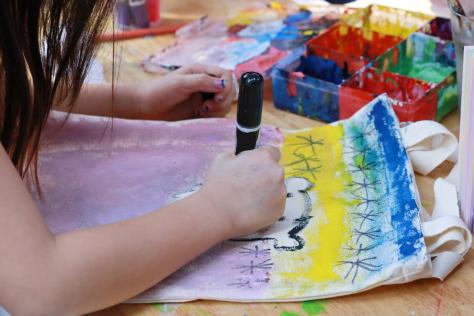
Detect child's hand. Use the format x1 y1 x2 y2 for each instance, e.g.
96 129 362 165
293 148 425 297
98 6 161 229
140 63 236 120
199 147 286 239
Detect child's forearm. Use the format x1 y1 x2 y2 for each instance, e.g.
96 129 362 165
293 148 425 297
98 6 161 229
5 192 229 315
55 192 227 315
54 83 151 119
53 63 235 121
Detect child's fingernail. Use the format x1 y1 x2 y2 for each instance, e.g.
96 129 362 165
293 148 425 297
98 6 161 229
214 79 226 89
217 95 224 103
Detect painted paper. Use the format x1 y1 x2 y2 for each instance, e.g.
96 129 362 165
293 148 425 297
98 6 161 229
142 7 341 77
142 37 271 71
33 95 430 302
235 46 289 79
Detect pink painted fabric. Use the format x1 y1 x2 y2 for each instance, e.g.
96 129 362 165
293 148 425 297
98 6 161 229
31 112 282 302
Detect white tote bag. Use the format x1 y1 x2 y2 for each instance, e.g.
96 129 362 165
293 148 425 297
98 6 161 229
33 95 471 302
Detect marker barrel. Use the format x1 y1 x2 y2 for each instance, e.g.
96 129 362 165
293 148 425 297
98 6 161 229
236 127 260 155
235 72 264 155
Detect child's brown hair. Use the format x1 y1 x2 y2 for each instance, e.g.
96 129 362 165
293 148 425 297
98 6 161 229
0 0 114 183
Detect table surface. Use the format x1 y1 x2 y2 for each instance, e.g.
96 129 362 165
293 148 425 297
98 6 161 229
92 1 473 315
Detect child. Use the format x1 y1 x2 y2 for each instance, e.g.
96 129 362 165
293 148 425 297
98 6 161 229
0 1 286 314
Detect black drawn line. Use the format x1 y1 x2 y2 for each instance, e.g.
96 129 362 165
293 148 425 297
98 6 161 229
343 243 379 256
232 177 314 252
255 278 270 284
348 123 376 146
352 227 382 244
239 245 271 259
347 160 378 177
349 178 380 196
288 135 324 154
351 209 383 228
337 256 382 283
234 259 274 275
227 278 252 289
285 153 322 180
285 152 321 167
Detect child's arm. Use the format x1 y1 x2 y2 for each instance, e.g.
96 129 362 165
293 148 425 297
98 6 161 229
0 146 285 315
54 64 235 120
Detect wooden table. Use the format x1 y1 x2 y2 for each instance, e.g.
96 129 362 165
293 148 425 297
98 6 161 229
92 1 473 315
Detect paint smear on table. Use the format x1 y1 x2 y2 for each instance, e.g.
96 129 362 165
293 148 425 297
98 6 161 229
302 300 326 315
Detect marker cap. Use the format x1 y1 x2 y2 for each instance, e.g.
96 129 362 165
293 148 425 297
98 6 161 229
237 72 264 129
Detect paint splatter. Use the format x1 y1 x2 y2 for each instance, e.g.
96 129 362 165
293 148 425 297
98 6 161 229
281 300 326 316
435 297 443 316
302 300 326 315
153 303 177 313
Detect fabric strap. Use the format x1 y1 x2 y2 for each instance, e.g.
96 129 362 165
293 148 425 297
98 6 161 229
401 121 472 281
401 121 458 175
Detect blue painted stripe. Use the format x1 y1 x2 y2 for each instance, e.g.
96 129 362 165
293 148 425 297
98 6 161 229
369 97 423 259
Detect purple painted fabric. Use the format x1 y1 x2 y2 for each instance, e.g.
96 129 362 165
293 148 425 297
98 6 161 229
32 111 282 302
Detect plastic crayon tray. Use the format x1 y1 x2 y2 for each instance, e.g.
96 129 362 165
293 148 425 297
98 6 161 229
272 5 458 123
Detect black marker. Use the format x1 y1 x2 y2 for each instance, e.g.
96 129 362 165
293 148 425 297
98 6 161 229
235 72 264 155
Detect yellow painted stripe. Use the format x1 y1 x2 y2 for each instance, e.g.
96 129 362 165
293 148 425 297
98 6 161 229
273 124 354 295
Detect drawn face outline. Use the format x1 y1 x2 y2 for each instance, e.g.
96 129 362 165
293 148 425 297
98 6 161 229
171 177 314 252
231 177 314 251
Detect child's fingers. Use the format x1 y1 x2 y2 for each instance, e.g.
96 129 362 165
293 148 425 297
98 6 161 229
191 93 203 118
200 85 235 117
201 95 232 118
178 63 230 78
213 150 235 163
220 87 235 113
199 100 232 118
199 100 222 118
182 74 226 94
198 100 214 117
199 64 230 78
256 146 282 162
214 71 235 106
198 74 235 117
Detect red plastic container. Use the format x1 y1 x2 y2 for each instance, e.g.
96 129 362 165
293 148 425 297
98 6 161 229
340 67 438 122
307 24 402 74
147 0 160 24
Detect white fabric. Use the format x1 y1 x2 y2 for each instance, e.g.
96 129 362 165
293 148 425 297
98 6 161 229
401 121 458 176
0 306 10 316
401 121 472 281
446 162 460 189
